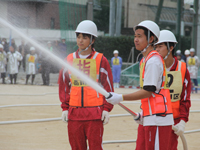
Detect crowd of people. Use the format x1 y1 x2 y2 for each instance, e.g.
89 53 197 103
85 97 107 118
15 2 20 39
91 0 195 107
0 38 67 85
176 48 199 93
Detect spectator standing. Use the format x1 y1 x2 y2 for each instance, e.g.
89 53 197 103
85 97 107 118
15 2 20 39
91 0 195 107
25 47 37 85
11 39 17 51
111 50 122 88
53 40 59 52
0 44 7 84
18 39 27 71
1 38 9 53
176 53 185 62
59 38 67 59
7 46 23 84
41 41 52 85
176 49 186 62
187 48 199 93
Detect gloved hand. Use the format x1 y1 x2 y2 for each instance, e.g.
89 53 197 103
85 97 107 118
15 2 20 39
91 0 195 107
174 120 186 136
101 110 110 125
134 112 143 125
105 92 123 105
62 110 68 123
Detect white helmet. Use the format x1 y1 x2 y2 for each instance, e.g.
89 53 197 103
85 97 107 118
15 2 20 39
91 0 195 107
0 44 3 49
113 50 119 54
184 49 190 55
30 47 35 51
190 48 195 52
134 20 160 40
176 50 181 54
155 30 177 45
155 30 177 60
75 20 98 37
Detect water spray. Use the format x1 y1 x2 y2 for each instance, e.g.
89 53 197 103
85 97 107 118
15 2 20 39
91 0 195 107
0 18 137 116
0 18 187 150
0 18 109 97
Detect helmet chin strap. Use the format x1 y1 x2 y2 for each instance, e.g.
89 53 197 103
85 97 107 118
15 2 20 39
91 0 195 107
78 36 93 55
136 52 143 62
141 30 150 53
164 43 176 60
141 30 155 53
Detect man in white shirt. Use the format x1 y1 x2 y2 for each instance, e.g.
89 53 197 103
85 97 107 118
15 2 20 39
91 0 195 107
106 20 174 150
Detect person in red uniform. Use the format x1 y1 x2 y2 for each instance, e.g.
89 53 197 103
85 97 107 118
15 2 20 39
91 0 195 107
58 20 114 150
155 30 191 150
106 20 174 150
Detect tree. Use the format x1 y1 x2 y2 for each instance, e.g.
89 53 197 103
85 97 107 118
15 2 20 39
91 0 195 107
93 0 110 33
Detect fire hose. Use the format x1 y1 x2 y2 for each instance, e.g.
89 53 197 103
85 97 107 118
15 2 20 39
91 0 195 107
118 102 188 150
0 18 187 150
98 89 188 150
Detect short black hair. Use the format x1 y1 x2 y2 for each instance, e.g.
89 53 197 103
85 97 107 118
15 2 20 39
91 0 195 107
164 42 176 56
76 33 95 49
135 26 157 45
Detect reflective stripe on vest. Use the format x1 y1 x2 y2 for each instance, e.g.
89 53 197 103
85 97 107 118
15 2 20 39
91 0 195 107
67 51 104 107
167 61 186 119
140 51 173 117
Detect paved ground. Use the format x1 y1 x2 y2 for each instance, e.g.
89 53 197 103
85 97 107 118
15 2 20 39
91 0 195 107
0 86 199 150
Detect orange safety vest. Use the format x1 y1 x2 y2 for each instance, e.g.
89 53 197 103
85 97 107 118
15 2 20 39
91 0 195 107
168 61 186 119
140 51 173 117
67 51 104 107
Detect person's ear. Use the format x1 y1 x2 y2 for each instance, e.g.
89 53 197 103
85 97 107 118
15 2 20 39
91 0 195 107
170 46 174 52
92 38 95 44
149 36 154 44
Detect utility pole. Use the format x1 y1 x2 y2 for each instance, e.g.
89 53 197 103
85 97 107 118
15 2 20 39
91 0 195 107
115 0 122 36
109 0 115 36
155 0 164 24
87 0 93 20
176 0 182 50
191 0 199 51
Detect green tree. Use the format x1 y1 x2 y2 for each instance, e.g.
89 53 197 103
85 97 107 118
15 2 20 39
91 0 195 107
93 0 110 33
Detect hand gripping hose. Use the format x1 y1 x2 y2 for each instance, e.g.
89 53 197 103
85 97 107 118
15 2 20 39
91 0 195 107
118 102 188 150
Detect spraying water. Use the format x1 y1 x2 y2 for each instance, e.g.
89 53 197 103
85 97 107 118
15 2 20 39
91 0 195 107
0 18 109 97
0 18 139 118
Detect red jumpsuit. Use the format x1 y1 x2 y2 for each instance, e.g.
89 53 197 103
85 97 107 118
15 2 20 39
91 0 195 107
136 57 191 150
136 51 174 150
169 56 191 150
59 49 114 150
